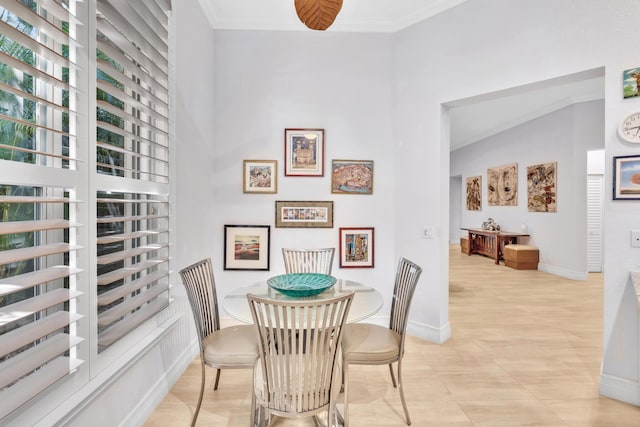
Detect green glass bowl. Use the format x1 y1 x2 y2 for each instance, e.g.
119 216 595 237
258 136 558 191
267 273 337 297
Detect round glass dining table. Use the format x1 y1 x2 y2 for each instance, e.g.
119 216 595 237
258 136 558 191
222 278 383 324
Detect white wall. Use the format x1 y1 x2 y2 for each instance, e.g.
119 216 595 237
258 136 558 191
451 100 604 279
393 0 640 405
210 30 399 317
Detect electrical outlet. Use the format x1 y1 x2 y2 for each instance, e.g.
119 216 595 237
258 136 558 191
631 230 640 248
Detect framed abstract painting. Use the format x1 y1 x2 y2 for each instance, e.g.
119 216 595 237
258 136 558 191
339 227 374 268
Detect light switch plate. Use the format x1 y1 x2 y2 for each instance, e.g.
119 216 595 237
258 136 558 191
423 226 435 239
632 230 640 248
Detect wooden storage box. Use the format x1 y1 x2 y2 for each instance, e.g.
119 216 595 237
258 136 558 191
504 244 539 270
460 237 469 254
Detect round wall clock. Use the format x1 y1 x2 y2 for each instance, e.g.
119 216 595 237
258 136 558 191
619 111 640 143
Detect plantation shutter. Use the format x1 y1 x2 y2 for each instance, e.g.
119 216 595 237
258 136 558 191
587 174 603 273
94 0 171 351
0 0 83 419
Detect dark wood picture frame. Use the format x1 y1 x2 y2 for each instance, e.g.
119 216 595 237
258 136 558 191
613 154 640 200
223 224 271 270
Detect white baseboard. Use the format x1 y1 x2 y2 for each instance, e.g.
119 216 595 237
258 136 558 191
350 315 451 344
599 373 640 406
538 263 588 281
408 319 451 344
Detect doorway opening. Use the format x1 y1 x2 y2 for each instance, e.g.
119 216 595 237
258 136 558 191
446 67 605 280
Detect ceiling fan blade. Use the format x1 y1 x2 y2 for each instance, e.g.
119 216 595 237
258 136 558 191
294 0 343 31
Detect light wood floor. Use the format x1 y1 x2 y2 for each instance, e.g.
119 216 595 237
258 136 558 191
145 246 640 426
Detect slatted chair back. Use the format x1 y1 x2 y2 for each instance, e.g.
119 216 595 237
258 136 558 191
282 247 335 275
248 292 353 425
180 258 221 345
389 257 423 341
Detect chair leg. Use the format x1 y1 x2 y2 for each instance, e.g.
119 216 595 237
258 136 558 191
343 363 350 427
250 391 257 426
388 363 397 388
397 359 411 425
191 358 206 427
213 368 221 390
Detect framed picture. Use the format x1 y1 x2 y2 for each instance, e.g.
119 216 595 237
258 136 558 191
275 200 333 228
331 159 374 194
284 128 325 176
624 67 640 99
339 227 374 268
527 162 557 212
487 163 518 206
466 176 481 211
224 225 270 270
243 160 277 193
613 155 640 200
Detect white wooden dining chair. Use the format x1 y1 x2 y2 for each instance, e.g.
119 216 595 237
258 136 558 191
247 291 354 427
281 247 335 275
179 258 259 426
341 257 423 426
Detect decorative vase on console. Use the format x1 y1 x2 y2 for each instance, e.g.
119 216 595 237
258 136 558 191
481 218 500 231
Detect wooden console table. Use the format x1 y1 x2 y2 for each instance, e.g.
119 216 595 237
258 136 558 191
461 228 529 264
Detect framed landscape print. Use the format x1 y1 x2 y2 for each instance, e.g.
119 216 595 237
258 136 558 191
527 162 557 212
223 225 270 270
487 163 518 206
613 155 640 200
339 227 374 268
331 159 373 194
243 160 277 193
466 176 481 210
284 128 325 176
275 200 333 228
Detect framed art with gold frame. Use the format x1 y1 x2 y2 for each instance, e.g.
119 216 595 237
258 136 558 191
331 159 373 194
275 200 333 228
243 160 277 194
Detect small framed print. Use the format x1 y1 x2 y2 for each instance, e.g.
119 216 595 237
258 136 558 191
284 128 325 176
339 227 374 268
243 160 277 193
275 200 333 228
624 67 640 99
224 225 270 270
331 159 373 194
613 155 640 200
